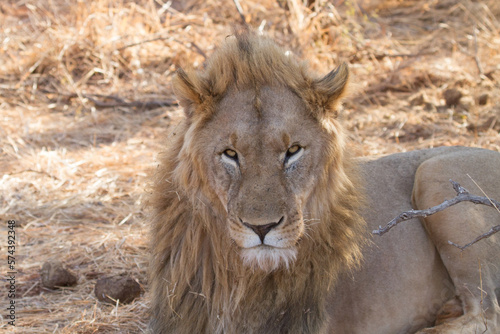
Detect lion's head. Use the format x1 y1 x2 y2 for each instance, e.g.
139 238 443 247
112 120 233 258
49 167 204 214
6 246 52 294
170 31 352 272
149 31 366 333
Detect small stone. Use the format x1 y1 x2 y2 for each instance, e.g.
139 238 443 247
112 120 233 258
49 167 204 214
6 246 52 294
459 96 474 112
478 93 489 106
41 261 78 289
424 102 437 112
409 92 427 106
443 88 462 107
94 276 142 305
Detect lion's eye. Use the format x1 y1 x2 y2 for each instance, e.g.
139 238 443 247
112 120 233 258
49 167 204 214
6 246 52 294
222 149 239 168
284 145 303 167
223 149 238 159
287 145 300 155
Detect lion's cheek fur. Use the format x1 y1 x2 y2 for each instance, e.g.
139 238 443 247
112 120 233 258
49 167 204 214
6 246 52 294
204 163 232 213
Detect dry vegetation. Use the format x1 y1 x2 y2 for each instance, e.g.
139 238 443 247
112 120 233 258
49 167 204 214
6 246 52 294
0 0 499 332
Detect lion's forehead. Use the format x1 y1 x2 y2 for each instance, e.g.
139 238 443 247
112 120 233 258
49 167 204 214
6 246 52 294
210 85 317 151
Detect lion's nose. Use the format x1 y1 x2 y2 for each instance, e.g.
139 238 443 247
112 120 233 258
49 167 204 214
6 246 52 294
241 217 284 243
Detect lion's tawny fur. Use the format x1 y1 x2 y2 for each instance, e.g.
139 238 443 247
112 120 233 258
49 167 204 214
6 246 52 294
148 31 366 333
173 31 349 119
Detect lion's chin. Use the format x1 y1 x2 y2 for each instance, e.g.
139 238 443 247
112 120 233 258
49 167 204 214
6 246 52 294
240 246 297 272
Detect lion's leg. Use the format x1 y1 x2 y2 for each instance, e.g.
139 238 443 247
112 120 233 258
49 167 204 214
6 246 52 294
416 313 489 334
412 150 500 333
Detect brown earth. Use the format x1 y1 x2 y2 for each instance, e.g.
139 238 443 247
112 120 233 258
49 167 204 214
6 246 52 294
0 0 499 332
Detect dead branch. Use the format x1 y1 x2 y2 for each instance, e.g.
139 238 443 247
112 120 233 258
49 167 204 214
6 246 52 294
456 25 484 79
472 25 484 77
181 40 207 60
117 37 207 60
81 94 177 110
372 49 439 60
41 90 178 110
373 180 500 250
232 0 247 25
448 225 500 251
116 36 171 51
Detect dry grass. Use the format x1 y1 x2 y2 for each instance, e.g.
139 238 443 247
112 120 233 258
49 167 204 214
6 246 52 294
0 0 499 332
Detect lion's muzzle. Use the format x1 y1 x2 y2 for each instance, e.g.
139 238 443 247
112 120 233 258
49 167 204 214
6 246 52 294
241 216 284 244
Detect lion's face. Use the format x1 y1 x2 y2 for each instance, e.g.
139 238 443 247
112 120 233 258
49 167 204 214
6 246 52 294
194 85 333 271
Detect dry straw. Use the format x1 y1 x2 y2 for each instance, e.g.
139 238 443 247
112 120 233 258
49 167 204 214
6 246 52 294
0 0 499 332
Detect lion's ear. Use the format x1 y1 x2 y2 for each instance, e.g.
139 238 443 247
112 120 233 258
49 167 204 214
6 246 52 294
172 68 202 117
314 63 349 117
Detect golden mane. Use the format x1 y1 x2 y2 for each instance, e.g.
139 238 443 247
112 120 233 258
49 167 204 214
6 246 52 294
173 30 349 119
148 31 366 333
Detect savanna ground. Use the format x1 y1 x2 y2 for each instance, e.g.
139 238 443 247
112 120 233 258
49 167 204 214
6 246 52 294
0 0 499 332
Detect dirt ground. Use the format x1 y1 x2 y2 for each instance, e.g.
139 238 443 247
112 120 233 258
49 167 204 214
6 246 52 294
0 0 499 332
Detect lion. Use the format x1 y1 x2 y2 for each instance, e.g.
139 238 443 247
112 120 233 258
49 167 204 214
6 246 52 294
148 31 500 333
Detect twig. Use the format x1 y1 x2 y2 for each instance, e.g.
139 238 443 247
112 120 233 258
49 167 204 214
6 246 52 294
117 37 207 60
232 0 247 25
457 25 484 79
81 95 177 110
373 180 500 249
180 40 207 60
41 90 178 110
372 50 438 60
116 36 172 51
448 225 500 251
467 173 500 215
472 25 484 77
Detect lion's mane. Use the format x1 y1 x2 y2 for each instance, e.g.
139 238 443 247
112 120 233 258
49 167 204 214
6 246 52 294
148 31 367 333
